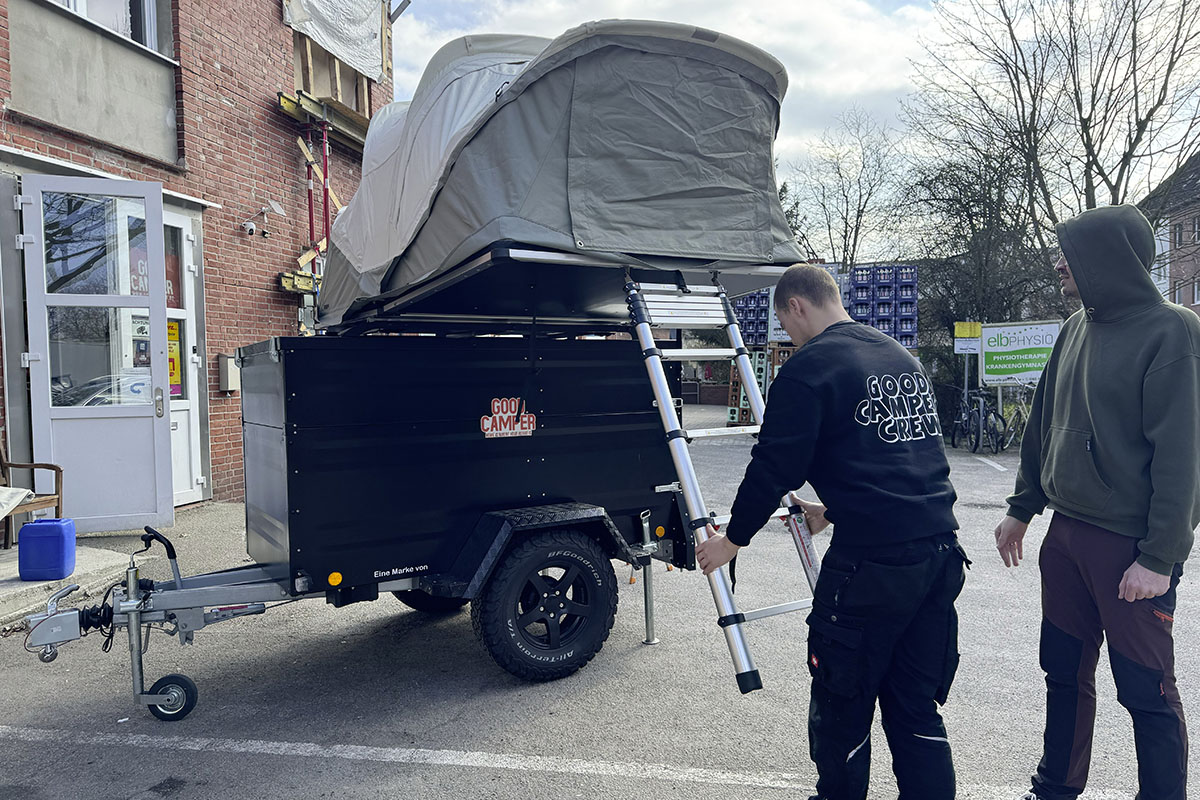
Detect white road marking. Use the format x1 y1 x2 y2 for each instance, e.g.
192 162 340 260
0 725 1132 798
0 725 810 790
974 456 1008 471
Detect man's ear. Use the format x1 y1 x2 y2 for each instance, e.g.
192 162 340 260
788 296 805 317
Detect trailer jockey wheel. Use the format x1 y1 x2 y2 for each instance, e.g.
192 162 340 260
147 674 198 721
392 589 470 613
471 529 617 681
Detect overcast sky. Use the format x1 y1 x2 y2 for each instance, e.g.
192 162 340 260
391 0 938 168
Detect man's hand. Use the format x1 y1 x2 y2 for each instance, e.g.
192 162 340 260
1118 561 1171 602
787 493 830 535
696 528 740 576
994 516 1028 567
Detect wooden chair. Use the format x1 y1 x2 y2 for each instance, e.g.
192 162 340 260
1 433 63 549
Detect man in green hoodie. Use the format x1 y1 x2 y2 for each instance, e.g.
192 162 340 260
994 204 1195 800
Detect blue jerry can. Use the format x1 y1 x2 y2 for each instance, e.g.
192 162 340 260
18 518 77 581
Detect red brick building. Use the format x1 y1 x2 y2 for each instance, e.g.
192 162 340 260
0 0 394 534
1143 152 1200 311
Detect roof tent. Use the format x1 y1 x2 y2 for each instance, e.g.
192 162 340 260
319 19 803 330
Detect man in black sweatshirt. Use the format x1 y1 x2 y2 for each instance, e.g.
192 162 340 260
696 264 964 800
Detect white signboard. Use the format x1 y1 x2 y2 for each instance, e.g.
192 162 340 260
954 338 980 354
979 321 1061 386
767 287 789 343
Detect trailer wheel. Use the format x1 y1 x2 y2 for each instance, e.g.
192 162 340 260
392 590 469 614
471 529 617 681
147 673 198 721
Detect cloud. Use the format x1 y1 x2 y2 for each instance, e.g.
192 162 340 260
391 0 938 162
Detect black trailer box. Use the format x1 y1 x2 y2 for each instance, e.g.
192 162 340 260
239 335 689 596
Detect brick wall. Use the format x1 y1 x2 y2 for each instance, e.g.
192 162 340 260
0 0 394 499
1169 204 1200 313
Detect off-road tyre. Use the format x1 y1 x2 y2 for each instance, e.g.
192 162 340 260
471 529 617 682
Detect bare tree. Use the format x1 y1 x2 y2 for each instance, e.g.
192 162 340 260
914 0 1200 231
791 108 901 269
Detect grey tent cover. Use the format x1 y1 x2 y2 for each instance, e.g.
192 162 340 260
319 19 803 327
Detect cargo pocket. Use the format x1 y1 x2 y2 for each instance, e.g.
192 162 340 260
807 604 865 698
1043 426 1113 513
839 557 932 616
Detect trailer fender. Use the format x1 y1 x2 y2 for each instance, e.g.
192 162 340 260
458 503 637 600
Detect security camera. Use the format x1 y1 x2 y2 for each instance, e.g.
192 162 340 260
242 221 256 236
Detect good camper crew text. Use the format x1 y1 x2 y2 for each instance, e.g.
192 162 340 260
481 397 537 438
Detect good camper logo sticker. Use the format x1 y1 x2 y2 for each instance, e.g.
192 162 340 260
481 397 537 438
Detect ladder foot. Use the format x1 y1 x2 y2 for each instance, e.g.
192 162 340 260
736 669 763 694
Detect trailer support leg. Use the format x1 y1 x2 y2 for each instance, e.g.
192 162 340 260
640 509 658 645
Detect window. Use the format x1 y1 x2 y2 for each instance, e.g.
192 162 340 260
1174 284 1183 304
1193 277 1199 306
1175 223 1186 247
1193 217 1200 244
57 0 173 57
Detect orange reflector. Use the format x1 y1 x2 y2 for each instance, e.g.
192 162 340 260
328 572 343 587
654 526 666 538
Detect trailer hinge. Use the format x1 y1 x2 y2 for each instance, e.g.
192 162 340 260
15 233 34 250
20 352 41 368
13 194 32 211
194 475 207 487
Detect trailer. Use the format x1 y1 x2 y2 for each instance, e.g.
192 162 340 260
20 20 822 719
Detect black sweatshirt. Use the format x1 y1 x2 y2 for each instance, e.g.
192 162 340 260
723 321 959 548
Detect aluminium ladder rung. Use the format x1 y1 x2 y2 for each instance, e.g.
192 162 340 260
638 283 723 295
685 425 760 440
741 598 813 623
710 507 792 528
658 349 737 361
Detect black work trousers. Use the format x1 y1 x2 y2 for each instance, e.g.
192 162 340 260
806 531 968 800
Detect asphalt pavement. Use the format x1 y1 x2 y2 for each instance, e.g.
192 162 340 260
0 413 1190 800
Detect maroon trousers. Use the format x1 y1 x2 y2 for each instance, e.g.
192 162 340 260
1033 512 1187 800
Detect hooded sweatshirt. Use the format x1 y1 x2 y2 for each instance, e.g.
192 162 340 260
1006 204 1200 574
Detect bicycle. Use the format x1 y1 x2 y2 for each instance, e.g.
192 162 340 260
947 391 973 450
999 380 1037 451
966 389 1005 454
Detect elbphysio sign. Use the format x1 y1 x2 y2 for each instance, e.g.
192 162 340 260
980 321 1061 386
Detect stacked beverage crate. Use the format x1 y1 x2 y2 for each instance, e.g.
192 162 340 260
727 350 771 424
848 264 919 351
730 288 772 346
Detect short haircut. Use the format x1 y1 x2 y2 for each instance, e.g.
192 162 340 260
773 264 841 310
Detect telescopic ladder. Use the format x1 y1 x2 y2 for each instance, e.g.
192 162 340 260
625 276 822 693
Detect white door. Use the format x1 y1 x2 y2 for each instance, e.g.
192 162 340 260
163 212 204 506
22 176 173 533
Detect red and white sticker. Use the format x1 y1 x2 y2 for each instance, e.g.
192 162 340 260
481 397 537 438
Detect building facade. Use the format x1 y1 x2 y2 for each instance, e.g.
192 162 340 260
1143 152 1200 309
0 0 394 534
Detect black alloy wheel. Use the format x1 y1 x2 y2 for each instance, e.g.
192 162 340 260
471 529 617 682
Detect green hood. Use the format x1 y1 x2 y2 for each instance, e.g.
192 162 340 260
1055 204 1162 322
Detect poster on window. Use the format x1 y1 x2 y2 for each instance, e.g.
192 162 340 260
128 216 181 308
167 321 182 397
